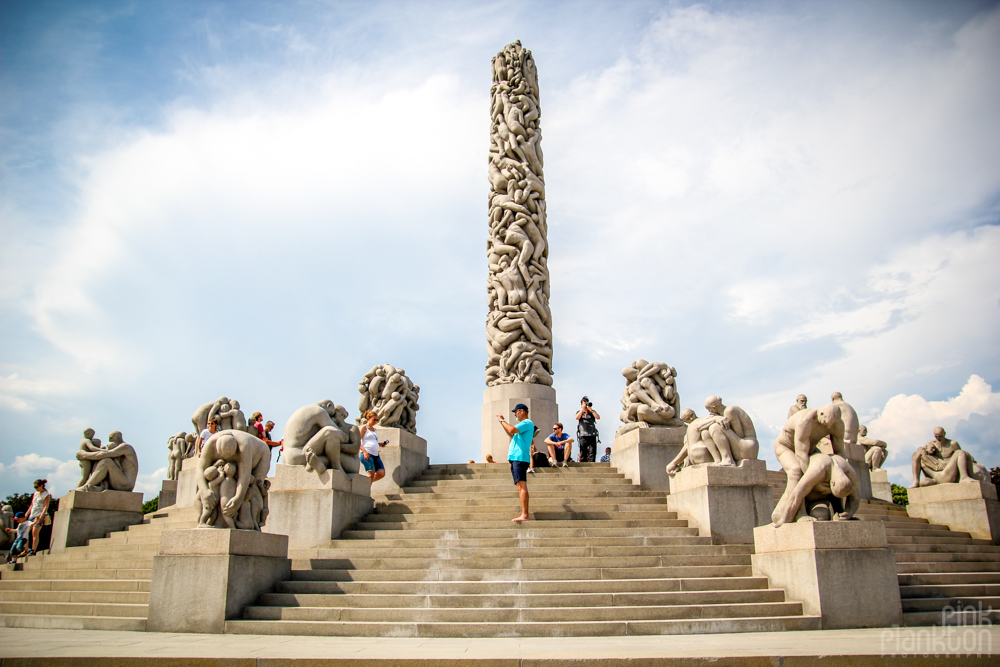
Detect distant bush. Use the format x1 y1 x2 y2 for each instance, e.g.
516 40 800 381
142 497 159 514
891 483 908 507
2 493 32 515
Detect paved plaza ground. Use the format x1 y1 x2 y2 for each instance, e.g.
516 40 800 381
1 626 998 665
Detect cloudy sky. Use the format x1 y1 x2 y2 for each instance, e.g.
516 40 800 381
1 0 998 501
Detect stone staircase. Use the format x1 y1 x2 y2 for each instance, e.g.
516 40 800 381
0 504 198 630
767 471 1000 626
227 462 821 637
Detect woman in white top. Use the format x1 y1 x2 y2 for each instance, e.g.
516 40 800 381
28 479 51 556
358 410 386 483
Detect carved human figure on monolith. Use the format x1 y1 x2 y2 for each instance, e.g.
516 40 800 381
196 430 270 530
357 364 420 433
282 400 361 476
772 404 847 524
911 427 988 488
858 425 888 471
485 40 553 387
619 360 682 428
76 431 139 492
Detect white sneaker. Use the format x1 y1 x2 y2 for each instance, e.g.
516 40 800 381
527 468 535 474
561 461 569 468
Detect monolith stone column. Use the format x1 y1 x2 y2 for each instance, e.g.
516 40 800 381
482 41 558 462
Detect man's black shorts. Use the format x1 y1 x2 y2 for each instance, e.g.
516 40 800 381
510 460 530 484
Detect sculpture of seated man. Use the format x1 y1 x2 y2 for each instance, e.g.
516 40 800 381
282 400 360 476
667 409 726 475
703 395 759 464
773 451 859 526
787 394 807 419
857 425 888 471
772 404 845 525
911 427 987 488
76 431 139 493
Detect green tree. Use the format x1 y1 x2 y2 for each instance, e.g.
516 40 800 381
142 497 159 514
2 493 32 515
990 466 1000 496
891 483 908 507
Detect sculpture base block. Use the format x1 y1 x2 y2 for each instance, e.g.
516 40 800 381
667 460 773 544
158 480 178 509
906 481 1000 544
174 456 200 508
610 425 685 491
846 443 873 500
870 469 893 503
370 427 429 496
481 383 558 464
49 490 144 554
146 529 290 634
752 521 902 629
264 464 374 547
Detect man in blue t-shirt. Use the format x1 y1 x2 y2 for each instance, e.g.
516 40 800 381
544 423 575 468
498 403 533 522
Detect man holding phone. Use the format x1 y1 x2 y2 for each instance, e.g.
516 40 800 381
498 404 533 522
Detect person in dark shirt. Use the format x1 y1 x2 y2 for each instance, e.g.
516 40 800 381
575 396 601 462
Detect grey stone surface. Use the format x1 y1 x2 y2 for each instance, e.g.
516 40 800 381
49 490 144 554
481 383 557 464
907 480 1000 544
147 529 290 634
370 426 430 496
485 41 552 389
618 361 682 428
174 455 200 508
610 425 685 491
858 425 887 471
752 521 902 630
158 527 288 557
869 469 893 503
358 364 420 433
158 479 178 508
264 464 374 547
166 431 194 481
667 460 773 544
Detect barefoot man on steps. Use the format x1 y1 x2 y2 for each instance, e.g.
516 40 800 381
498 403 533 523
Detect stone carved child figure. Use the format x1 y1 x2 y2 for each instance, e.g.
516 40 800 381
76 428 103 488
198 459 227 527
217 462 238 529
218 400 248 432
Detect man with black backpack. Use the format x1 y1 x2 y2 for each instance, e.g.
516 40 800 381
576 396 601 462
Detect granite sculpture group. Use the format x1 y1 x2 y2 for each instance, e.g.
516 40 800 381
74 429 139 493
358 364 420 433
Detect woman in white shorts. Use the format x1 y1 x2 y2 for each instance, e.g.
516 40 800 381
27 479 51 556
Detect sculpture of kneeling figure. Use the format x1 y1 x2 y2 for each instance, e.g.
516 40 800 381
773 451 859 527
282 400 361 476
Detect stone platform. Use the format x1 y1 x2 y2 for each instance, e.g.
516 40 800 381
1 626 997 664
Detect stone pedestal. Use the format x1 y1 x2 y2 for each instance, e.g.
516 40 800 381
370 427 429 497
264 464 374 547
158 480 178 508
174 456 200 508
870 469 893 503
752 521 902 629
49 489 144 554
846 443 873 500
906 481 1000 544
146 529 290 634
482 383 558 463
609 425 685 491
667 459 773 544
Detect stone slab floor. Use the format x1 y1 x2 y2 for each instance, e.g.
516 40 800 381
1 626 998 665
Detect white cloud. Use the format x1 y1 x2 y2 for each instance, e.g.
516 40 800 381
134 467 167 499
867 375 1000 486
2 454 80 498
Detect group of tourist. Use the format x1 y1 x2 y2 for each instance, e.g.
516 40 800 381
4 479 51 563
500 396 604 522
